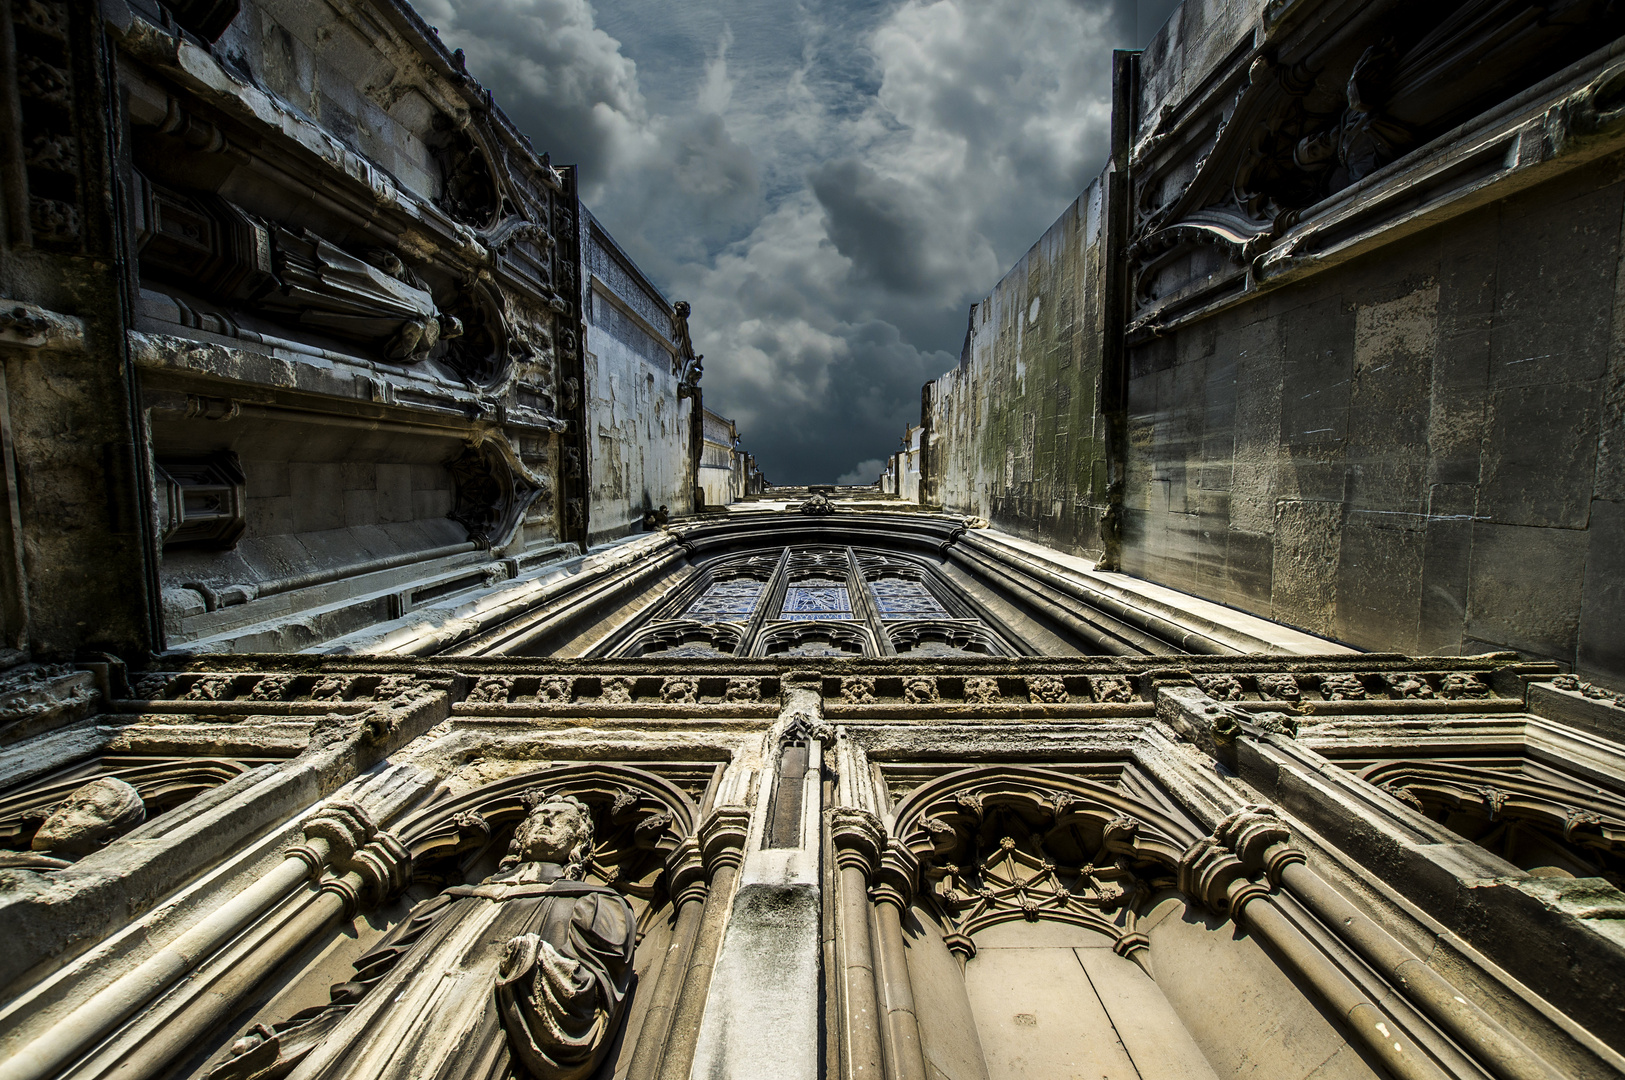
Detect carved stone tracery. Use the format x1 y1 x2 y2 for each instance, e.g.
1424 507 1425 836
892 768 1194 957
447 439 542 547
1358 759 1625 885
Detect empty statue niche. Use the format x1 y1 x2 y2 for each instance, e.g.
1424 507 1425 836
1357 757 1625 888
887 767 1393 1080
148 407 502 645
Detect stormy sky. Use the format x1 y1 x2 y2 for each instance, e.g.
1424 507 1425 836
418 0 1180 483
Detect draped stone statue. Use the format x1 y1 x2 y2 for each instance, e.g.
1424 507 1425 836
0 777 146 870
258 228 462 363
211 793 635 1080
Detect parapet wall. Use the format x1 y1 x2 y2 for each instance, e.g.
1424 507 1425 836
922 0 1625 686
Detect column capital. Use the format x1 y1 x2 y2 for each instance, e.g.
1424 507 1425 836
827 805 885 877
699 805 752 876
665 835 709 906
288 799 378 876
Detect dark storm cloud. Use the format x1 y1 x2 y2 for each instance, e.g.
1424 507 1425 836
812 159 940 296
424 0 1138 483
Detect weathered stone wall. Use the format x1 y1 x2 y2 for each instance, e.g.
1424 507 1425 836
0 2 154 658
583 214 695 542
1122 152 1625 683
918 0 1625 687
698 408 744 507
924 183 1113 559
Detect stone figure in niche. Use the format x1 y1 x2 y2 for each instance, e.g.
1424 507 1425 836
0 777 146 870
258 228 462 362
210 794 635 1080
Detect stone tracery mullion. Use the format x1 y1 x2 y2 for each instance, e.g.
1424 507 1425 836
845 546 895 655
737 546 792 655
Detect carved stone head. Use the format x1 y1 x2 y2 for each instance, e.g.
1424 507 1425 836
33 777 146 858
509 794 593 867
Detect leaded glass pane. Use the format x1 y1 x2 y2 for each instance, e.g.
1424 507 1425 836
685 579 765 621
781 585 853 620
870 578 948 620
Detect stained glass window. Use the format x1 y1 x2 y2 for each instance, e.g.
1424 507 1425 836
781 581 853 620
870 578 948 620
685 579 765 621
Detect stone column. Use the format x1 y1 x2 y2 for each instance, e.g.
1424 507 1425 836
651 808 749 1080
0 802 393 1080
1160 687 1567 1080
625 836 707 1080
830 807 885 1080
1181 808 1452 1080
686 687 826 1080
1258 841 1566 1080
871 848 929 1080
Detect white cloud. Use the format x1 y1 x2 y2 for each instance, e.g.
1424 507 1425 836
427 0 1125 482
838 458 889 484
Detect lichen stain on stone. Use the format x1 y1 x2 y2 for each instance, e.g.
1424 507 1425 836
928 183 1110 559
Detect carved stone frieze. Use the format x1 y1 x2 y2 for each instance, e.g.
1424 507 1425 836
841 676 877 704
1318 672 1366 701
1025 675 1069 703
723 677 761 703
1089 675 1136 703
1194 673 1245 701
902 676 939 704
5 0 86 252
1257 673 1303 701
964 676 1001 704
660 677 699 704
